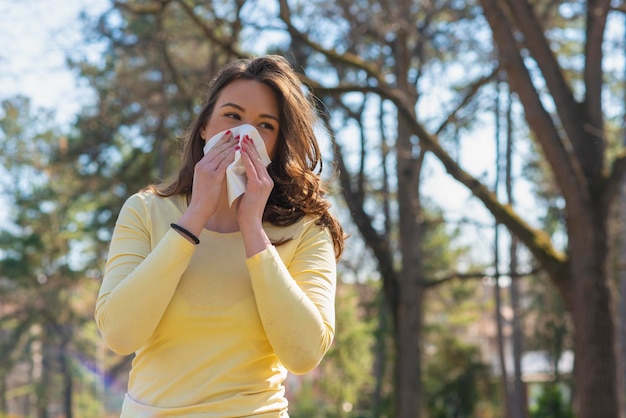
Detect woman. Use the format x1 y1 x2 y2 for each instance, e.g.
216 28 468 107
95 55 344 417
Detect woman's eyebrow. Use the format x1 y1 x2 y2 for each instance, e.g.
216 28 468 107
220 102 245 112
260 113 279 122
221 102 279 123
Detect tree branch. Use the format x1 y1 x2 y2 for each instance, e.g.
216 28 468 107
583 0 611 174
113 0 171 14
503 0 587 151
424 267 541 288
277 0 410 108
479 0 591 214
585 0 611 109
173 0 246 59
397 101 568 280
283 1 567 284
436 65 500 135
316 99 399 309
301 49 568 283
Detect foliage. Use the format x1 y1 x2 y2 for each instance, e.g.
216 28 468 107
320 282 376 414
422 257 495 418
287 381 333 417
530 384 574 418
289 279 377 417
0 97 102 417
524 274 572 363
424 335 491 418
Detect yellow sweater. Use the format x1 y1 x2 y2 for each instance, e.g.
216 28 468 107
95 191 337 417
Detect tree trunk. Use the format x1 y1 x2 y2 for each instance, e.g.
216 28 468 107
372 295 388 417
36 338 50 418
568 218 621 418
395 111 425 417
59 338 73 418
0 377 6 415
392 3 424 414
509 237 526 418
494 79 512 418
619 24 626 416
620 231 626 416
494 253 512 418
394 282 423 418
506 88 527 418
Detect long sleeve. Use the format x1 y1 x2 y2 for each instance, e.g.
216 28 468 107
94 193 195 355
246 220 337 374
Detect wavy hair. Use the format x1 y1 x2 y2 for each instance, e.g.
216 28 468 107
151 55 344 259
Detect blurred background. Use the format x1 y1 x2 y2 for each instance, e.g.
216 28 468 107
0 0 625 417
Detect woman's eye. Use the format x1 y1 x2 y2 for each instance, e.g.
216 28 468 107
224 112 241 120
259 122 275 130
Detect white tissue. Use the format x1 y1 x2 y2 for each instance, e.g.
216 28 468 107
202 124 272 206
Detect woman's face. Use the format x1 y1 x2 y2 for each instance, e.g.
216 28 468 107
201 79 280 158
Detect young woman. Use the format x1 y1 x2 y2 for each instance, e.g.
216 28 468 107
95 55 344 417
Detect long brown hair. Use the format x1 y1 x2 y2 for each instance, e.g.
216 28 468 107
151 55 344 259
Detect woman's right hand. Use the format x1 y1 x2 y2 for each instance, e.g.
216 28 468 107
176 131 238 235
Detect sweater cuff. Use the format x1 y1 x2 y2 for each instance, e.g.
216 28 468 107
165 227 197 255
245 245 278 269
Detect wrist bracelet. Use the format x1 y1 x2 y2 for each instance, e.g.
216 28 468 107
170 223 200 245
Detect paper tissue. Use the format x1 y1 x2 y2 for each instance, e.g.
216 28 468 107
202 124 272 206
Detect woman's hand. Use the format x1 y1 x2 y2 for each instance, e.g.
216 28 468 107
177 131 237 236
237 134 274 256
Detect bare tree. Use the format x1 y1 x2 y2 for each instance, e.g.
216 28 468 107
479 1 625 416
279 0 498 416
277 0 626 416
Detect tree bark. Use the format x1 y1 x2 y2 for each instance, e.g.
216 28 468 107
372 295 388 417
36 336 50 418
59 337 73 418
620 24 626 416
494 226 512 418
395 110 425 417
569 219 621 418
506 91 527 418
393 4 425 413
494 84 512 418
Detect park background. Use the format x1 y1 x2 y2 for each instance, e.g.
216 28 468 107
1 0 625 417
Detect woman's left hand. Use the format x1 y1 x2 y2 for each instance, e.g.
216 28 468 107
236 135 274 252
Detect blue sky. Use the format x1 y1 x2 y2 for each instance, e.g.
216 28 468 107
0 0 108 225
0 0 109 125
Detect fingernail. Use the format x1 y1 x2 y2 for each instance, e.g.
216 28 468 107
235 145 241 150
234 135 240 140
225 130 231 135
